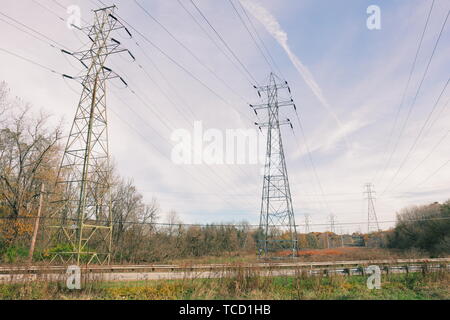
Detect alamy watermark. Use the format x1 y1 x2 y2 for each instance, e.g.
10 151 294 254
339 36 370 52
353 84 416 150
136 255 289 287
171 121 266 166
66 265 81 290
67 5 82 30
367 5 381 30
366 265 382 290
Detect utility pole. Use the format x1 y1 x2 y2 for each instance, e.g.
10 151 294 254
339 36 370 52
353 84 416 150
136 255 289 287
252 73 298 258
48 6 134 265
29 184 45 263
364 183 380 234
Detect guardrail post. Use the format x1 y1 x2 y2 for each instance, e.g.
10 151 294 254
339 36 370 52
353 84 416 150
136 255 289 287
384 266 389 275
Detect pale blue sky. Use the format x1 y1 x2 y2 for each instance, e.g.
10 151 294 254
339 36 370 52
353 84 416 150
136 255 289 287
0 0 449 232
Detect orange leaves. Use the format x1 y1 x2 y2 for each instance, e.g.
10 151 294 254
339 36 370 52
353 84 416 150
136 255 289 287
0 216 33 244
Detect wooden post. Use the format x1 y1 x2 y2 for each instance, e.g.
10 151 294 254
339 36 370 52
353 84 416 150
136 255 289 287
28 184 44 263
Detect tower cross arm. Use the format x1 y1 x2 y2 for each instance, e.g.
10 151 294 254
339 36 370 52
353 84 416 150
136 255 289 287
255 82 289 92
255 119 292 128
250 100 295 110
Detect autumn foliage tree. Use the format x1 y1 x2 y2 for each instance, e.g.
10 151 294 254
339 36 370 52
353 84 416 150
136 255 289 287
0 84 62 253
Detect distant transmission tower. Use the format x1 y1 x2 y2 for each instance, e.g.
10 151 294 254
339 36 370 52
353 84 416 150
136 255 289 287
329 214 336 234
304 214 310 234
252 73 298 258
48 6 134 265
364 183 380 233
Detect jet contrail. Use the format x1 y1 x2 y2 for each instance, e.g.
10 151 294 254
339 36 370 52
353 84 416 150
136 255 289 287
240 0 351 150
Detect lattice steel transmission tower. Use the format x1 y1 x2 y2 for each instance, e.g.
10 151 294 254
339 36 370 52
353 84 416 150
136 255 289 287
364 183 380 233
251 73 298 258
329 214 336 234
48 6 133 265
304 214 310 234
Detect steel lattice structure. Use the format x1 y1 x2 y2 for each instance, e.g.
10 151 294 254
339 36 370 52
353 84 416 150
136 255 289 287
304 214 310 234
365 183 380 233
48 6 133 265
252 73 298 258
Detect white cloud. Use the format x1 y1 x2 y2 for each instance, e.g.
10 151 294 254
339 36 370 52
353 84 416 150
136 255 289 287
240 0 351 151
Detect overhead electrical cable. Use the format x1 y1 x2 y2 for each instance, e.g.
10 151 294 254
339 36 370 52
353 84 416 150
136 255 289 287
189 0 260 86
373 0 436 185
381 10 450 195
133 0 252 108
227 0 273 73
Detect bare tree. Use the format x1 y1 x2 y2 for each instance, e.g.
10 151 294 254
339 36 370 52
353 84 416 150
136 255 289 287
0 105 61 220
166 210 181 236
0 81 9 122
110 176 160 260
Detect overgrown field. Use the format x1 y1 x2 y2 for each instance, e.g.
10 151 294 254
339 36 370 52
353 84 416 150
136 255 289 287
1 270 448 300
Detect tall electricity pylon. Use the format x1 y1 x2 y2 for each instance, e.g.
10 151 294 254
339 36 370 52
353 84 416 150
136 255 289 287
48 6 133 265
364 183 380 234
251 73 298 258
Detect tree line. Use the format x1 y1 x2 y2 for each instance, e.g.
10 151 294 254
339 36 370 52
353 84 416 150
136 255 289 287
0 81 448 263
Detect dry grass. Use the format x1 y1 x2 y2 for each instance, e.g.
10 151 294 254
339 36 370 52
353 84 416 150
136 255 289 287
166 248 430 265
0 265 448 300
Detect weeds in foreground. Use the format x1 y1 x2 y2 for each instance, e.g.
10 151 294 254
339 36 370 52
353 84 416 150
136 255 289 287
0 268 448 300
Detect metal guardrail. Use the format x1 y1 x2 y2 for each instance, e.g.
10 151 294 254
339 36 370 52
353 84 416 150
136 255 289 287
0 258 449 275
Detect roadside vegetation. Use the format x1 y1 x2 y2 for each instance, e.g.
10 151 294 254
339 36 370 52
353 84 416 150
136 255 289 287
0 269 448 300
0 81 448 266
0 82 449 301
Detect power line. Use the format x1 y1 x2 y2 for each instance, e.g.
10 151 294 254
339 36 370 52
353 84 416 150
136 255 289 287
227 0 273 73
4 0 257 216
189 0 259 86
390 129 450 192
0 15 56 49
176 0 255 88
28 0 260 217
374 0 436 185
115 84 259 209
103 11 262 187
32 0 65 22
384 80 450 193
134 41 198 121
0 0 259 231
0 10 68 50
42 0 260 199
292 109 332 216
381 10 450 195
414 159 450 188
133 0 251 108
106 89 256 213
115 63 259 191
0 47 63 75
235 0 285 80
119 14 252 123
2 215 449 228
